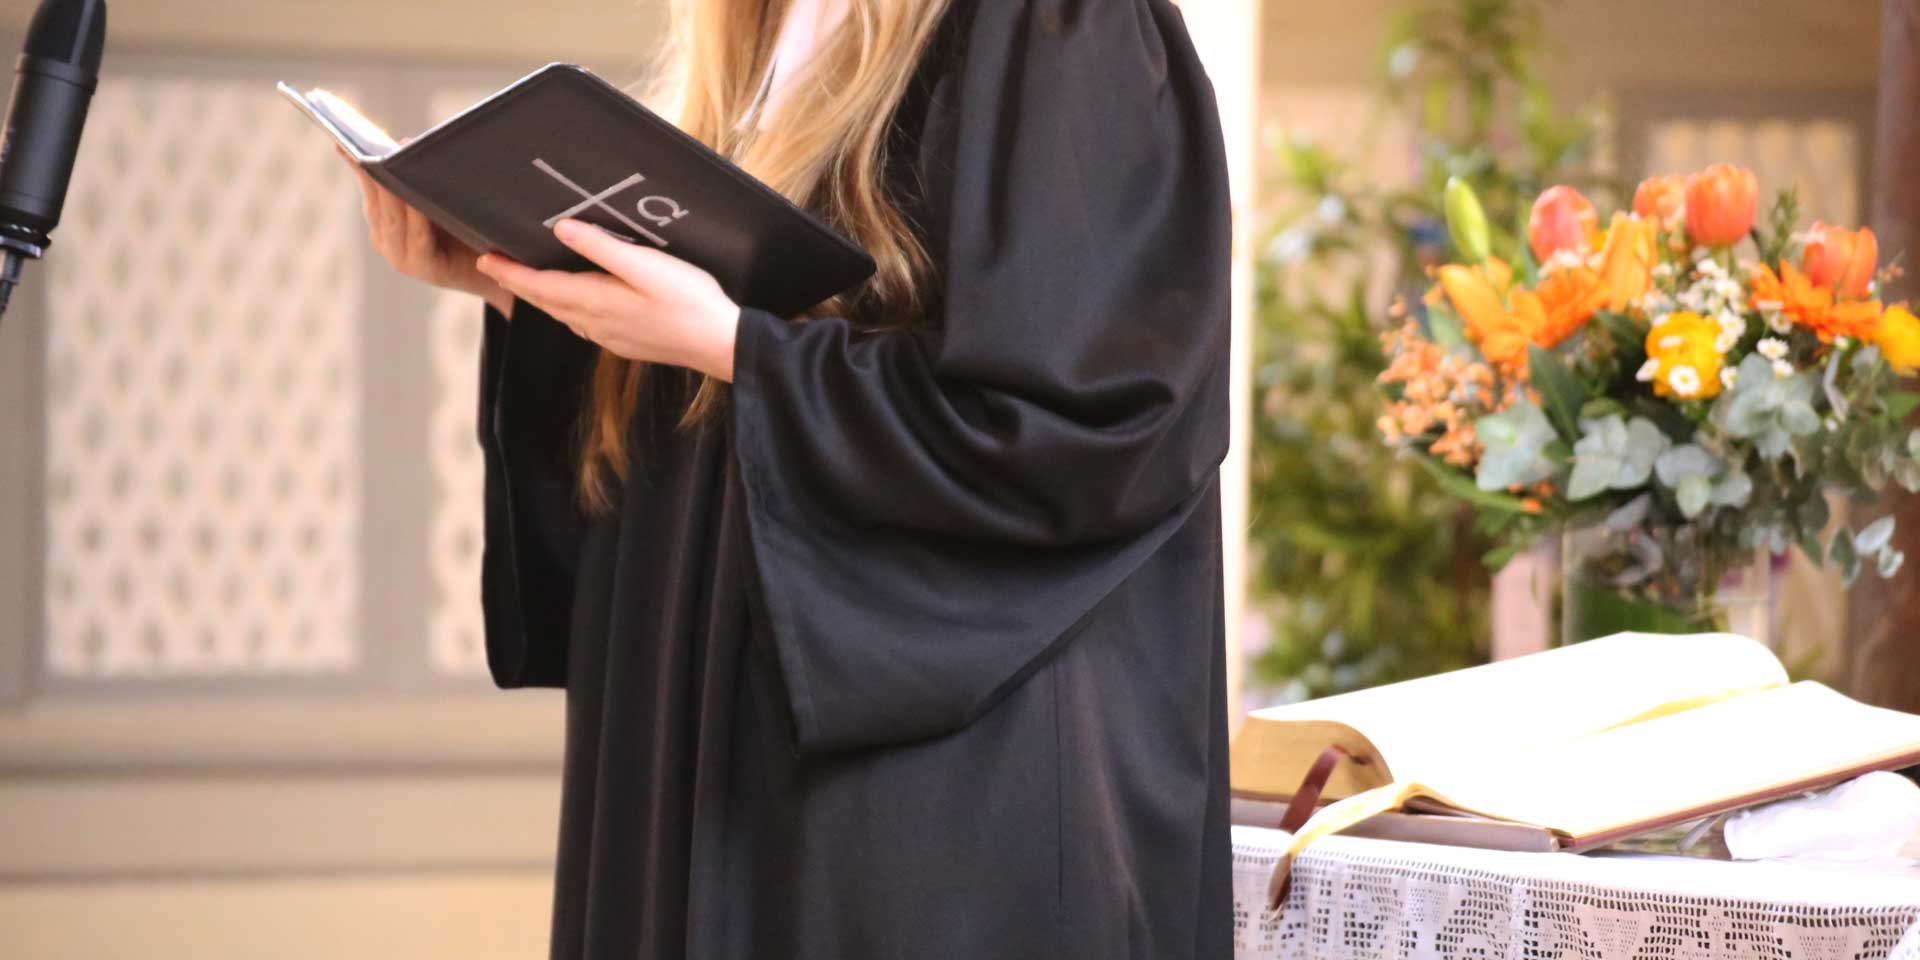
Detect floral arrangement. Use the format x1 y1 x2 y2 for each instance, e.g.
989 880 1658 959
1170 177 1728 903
1376 165 1920 633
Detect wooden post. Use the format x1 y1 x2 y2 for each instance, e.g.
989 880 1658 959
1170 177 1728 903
1850 0 1920 710
1176 0 1261 724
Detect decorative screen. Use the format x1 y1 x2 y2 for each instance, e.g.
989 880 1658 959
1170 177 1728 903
42 76 365 677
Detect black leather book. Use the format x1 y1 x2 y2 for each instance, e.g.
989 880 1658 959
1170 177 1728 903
279 63 875 317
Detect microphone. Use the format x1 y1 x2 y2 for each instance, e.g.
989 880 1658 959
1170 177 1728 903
0 0 107 322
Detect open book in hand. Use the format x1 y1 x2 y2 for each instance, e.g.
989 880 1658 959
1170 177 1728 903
1231 633 1920 898
279 63 875 317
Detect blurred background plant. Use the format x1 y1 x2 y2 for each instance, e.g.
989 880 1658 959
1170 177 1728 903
1245 0 1612 702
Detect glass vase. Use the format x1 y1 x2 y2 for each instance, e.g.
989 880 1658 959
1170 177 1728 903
1559 522 1773 647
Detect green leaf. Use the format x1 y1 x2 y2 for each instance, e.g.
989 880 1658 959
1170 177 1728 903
1831 529 1862 587
1529 345 1586 444
1890 392 1920 422
1425 299 1470 353
1415 455 1535 513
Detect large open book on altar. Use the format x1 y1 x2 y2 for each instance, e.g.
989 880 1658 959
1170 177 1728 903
1231 633 1920 857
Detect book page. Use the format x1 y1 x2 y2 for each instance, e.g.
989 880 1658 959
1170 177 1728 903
1234 633 1787 795
277 84 400 161
1421 682 1920 842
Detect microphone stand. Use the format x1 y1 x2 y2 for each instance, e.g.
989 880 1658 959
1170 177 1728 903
0 242 32 325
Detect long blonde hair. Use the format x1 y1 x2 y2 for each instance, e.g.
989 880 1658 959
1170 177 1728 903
578 0 953 512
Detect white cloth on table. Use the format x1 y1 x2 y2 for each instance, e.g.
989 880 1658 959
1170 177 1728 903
1726 772 1920 862
1232 824 1920 960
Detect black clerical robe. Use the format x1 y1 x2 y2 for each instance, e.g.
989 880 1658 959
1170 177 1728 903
477 1 1235 957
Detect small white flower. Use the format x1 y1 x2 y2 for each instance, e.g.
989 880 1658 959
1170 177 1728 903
1835 336 1852 349
1717 311 1746 337
1773 359 1795 378
1764 308 1793 334
1542 249 1587 275
1758 337 1789 361
1825 416 1840 432
1667 365 1702 397
1715 332 1740 353
1636 358 1661 382
1652 263 1675 279
1650 311 1673 328
1659 334 1685 350
1720 367 1739 390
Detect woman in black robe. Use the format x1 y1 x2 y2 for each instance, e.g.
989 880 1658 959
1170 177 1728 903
354 0 1234 956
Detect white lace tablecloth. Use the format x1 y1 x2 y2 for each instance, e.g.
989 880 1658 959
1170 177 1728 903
1232 825 1920 959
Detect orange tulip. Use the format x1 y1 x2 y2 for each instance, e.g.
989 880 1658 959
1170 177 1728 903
1596 213 1655 311
1632 175 1687 228
1801 222 1878 300
1684 164 1759 247
1528 186 1599 263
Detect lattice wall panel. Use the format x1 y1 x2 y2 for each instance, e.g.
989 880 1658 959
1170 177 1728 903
1647 118 1860 226
426 88 496 678
428 288 487 677
43 76 365 678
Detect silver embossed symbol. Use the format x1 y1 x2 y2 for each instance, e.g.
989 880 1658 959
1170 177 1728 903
533 158 689 247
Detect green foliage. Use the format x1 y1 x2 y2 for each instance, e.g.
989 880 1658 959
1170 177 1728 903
1246 0 1606 700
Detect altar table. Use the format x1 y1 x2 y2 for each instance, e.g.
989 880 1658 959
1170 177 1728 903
1232 824 1920 959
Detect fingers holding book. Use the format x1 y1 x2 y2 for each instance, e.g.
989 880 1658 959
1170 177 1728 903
337 149 511 315
476 219 741 383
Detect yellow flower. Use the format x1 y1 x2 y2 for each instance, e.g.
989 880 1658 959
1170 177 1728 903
1641 311 1725 400
1877 304 1920 376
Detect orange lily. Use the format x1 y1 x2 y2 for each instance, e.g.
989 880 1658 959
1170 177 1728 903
1527 266 1609 348
1596 213 1656 312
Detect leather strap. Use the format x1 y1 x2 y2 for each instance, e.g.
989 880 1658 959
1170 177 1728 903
1267 746 1349 908
1277 746 1349 833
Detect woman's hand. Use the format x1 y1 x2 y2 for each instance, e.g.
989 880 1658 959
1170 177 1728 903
475 219 741 382
344 150 512 316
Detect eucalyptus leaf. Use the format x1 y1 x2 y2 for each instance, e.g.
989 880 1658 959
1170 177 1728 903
1857 515 1898 555
1568 415 1668 500
1605 494 1652 532
1475 400 1559 492
1781 400 1821 437
1709 468 1753 509
1823 347 1850 423
1654 445 1718 486
1675 474 1712 519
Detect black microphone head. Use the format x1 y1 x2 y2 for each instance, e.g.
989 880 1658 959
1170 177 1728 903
25 0 107 76
0 0 108 255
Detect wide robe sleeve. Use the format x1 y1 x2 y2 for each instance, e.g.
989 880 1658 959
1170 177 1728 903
729 0 1232 756
477 298 599 688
